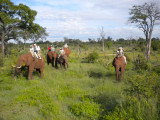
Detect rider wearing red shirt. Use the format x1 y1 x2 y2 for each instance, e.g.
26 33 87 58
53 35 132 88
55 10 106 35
48 46 51 51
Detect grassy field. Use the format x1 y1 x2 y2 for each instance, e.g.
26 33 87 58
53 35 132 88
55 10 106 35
0 45 160 120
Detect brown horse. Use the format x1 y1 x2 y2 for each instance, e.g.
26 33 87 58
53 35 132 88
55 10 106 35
112 56 127 81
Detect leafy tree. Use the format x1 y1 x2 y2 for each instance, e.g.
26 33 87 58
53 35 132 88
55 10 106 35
128 2 160 61
30 25 48 43
88 38 96 44
151 40 160 51
0 0 48 57
87 51 99 63
0 1 31 55
0 0 18 58
105 41 113 48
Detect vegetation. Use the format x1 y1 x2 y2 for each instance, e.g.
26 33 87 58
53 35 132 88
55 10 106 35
0 0 160 120
128 2 160 60
0 41 160 119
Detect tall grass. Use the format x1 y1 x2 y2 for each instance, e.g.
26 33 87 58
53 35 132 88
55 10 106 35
0 44 160 120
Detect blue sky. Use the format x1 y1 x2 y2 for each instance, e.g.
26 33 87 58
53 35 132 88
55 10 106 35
11 0 160 42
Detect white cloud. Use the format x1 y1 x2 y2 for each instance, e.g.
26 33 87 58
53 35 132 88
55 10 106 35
13 0 160 42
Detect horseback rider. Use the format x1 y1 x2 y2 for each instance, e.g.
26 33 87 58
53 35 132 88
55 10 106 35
33 44 41 59
64 43 68 48
51 45 55 52
59 48 65 58
117 47 124 57
30 45 34 59
48 45 51 52
117 47 127 64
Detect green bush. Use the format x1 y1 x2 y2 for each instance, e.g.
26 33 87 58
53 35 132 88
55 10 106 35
152 66 160 74
124 73 160 99
105 41 113 48
70 101 101 119
39 103 59 116
103 96 158 120
152 40 160 51
70 96 102 119
87 51 99 63
158 92 160 119
133 54 150 70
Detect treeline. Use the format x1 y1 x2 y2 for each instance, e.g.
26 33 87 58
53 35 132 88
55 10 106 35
32 37 160 52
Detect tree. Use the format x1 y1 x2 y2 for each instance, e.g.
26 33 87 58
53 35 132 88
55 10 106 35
30 24 48 43
64 37 69 43
128 2 160 60
0 0 37 57
100 26 106 52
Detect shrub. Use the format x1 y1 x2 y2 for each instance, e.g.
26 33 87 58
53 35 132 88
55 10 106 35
70 101 101 119
105 41 113 48
124 73 160 99
103 96 158 120
133 54 150 70
152 66 160 74
158 92 160 119
87 51 99 63
152 40 160 51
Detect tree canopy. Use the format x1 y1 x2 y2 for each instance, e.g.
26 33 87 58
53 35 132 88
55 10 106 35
128 1 160 60
0 0 48 57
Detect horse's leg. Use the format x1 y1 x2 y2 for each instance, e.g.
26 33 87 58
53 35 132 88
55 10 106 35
47 56 50 65
60 63 62 69
116 67 120 81
54 58 56 68
64 62 66 69
52 57 54 67
40 68 44 78
28 66 34 80
55 58 58 68
120 65 126 80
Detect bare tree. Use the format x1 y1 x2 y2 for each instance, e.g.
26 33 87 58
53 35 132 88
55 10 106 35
100 26 106 52
128 2 160 61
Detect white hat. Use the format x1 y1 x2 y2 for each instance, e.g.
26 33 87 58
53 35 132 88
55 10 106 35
64 43 68 48
119 47 122 49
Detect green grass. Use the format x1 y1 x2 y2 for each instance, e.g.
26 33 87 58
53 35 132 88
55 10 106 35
0 45 160 120
0 58 123 120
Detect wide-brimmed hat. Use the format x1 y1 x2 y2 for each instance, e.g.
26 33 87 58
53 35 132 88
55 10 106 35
64 43 68 48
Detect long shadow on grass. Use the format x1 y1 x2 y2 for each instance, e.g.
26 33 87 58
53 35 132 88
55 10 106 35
79 94 120 120
0 117 4 120
88 70 115 79
94 94 119 113
94 93 120 120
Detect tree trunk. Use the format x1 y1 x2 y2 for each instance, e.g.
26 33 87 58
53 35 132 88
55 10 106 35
102 37 104 52
1 31 5 58
146 31 152 61
24 39 26 50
